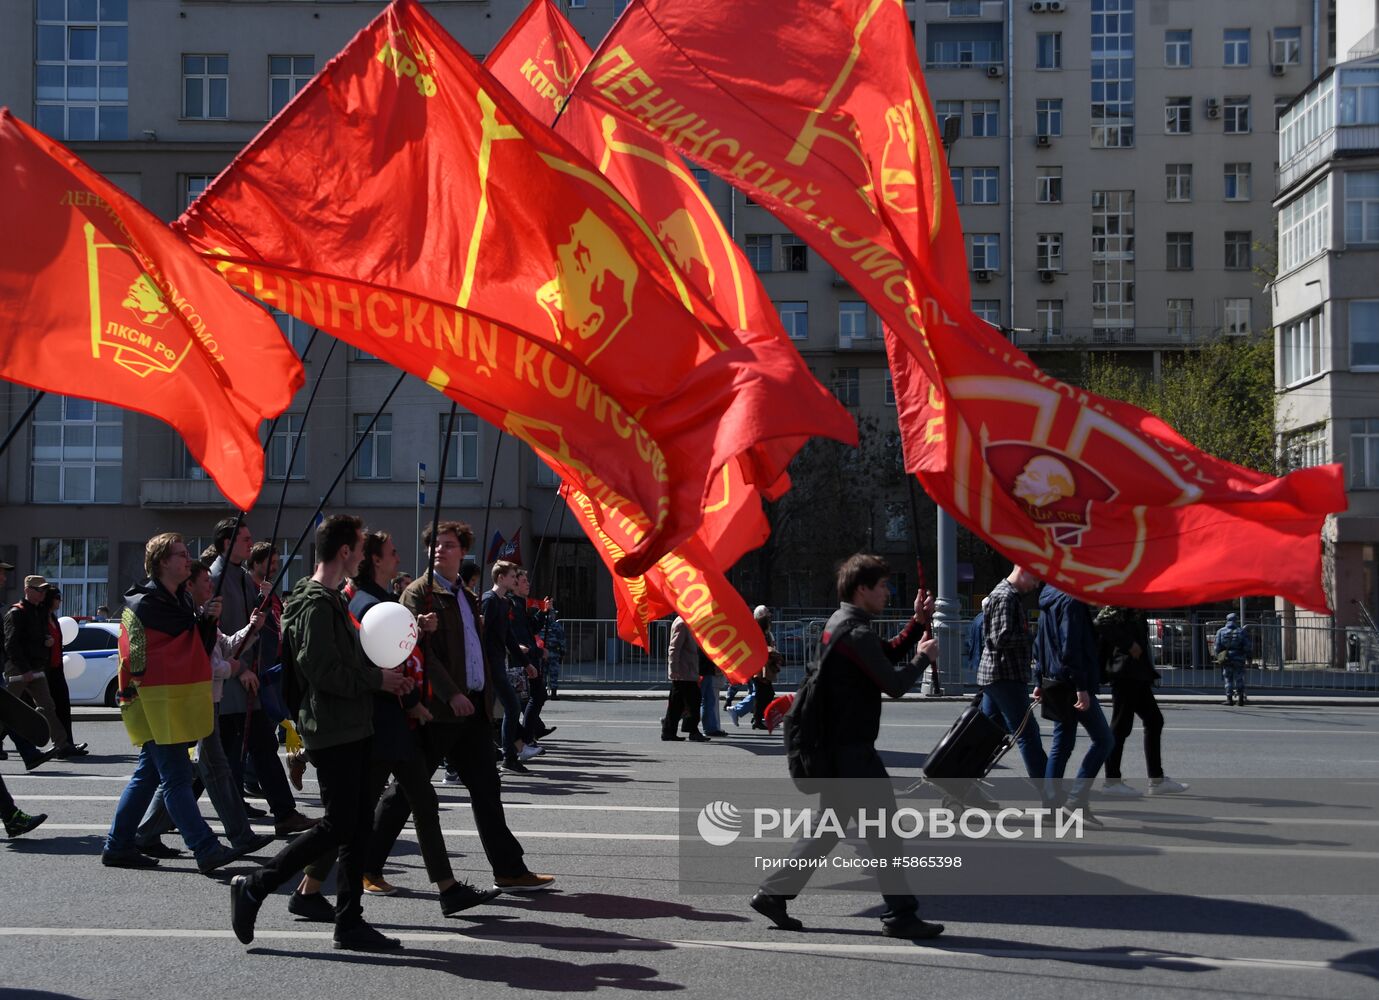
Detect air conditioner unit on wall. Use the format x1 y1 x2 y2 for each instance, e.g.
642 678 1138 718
1039 269 1056 283
1036 134 1052 148
974 268 992 282
1205 98 1221 119
1030 1 1049 11
1272 63 1287 76
1048 0 1066 10
986 64 1005 78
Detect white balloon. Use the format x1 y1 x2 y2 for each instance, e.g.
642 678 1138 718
63 651 86 680
359 602 418 669
59 616 79 646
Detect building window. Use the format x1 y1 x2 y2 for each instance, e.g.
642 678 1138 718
33 538 109 617
1345 172 1379 245
1168 298 1194 336
1036 299 1064 341
268 55 314 117
1272 26 1302 66
1164 29 1191 67
948 0 982 15
184 174 213 210
1165 164 1192 201
1223 96 1251 133
780 234 807 271
970 100 999 137
534 455 561 487
1280 311 1323 384
1349 419 1379 488
1037 33 1062 70
34 0 129 141
266 414 307 480
925 23 1004 68
1166 232 1194 270
1036 98 1063 137
1352 301 1379 368
1224 230 1252 270
177 442 207 481
353 413 392 481
690 166 710 193
1036 166 1062 203
31 395 122 504
972 300 1002 326
1091 1 1135 149
831 368 860 407
970 166 999 204
949 166 964 204
1224 162 1252 201
1224 297 1251 335
1165 97 1192 134
441 412 479 480
777 300 809 340
270 309 314 355
567 0 585 7
969 234 1000 270
744 234 772 272
884 371 895 406
936 100 963 139
350 345 380 363
1092 189 1135 328
1282 425 1327 471
1036 233 1063 271
183 54 229 119
1279 177 1331 273
1224 28 1251 67
839 301 870 343
1338 69 1379 125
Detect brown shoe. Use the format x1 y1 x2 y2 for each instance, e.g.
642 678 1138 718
362 874 399 896
287 751 308 792
273 811 317 836
493 872 556 892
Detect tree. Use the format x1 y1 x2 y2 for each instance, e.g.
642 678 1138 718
1082 336 1278 474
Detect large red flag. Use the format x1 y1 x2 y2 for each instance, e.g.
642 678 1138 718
0 109 303 510
571 0 1347 611
487 0 837 667
178 0 845 578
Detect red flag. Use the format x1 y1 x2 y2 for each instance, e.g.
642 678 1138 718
0 110 303 510
571 0 1347 612
178 0 847 577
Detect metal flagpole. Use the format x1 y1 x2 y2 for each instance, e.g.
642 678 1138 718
479 430 505 572
0 390 45 458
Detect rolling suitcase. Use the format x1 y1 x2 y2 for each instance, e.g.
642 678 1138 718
922 691 1032 781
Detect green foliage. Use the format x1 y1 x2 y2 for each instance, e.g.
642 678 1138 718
1083 336 1278 474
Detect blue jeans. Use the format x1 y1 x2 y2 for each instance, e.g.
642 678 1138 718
729 680 757 721
135 712 256 848
1046 696 1114 805
1223 664 1246 699
980 680 1047 779
106 740 219 861
492 667 523 758
700 675 723 732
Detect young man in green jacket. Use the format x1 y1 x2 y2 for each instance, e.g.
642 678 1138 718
230 514 413 952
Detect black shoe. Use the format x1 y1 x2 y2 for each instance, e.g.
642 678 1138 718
0 749 7 760
287 890 336 923
1225 697 1235 706
232 833 276 856
55 742 89 758
1062 804 1105 830
135 839 183 859
502 758 530 774
882 915 945 940
751 721 767 730
23 747 59 772
230 875 262 944
4 809 47 838
1238 696 1248 706
197 843 241 875
102 848 159 869
242 801 269 819
440 880 503 916
660 733 684 741
687 732 710 742
750 891 803 931
539 726 557 739
704 730 728 737
333 921 404 952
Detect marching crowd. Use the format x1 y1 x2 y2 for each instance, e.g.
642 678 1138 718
2 518 1257 948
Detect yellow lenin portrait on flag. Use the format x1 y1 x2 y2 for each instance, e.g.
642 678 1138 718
536 209 638 364
85 222 192 379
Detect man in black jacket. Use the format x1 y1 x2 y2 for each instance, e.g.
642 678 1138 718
751 553 943 940
3 574 76 756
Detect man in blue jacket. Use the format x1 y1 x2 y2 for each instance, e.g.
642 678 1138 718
1034 584 1113 827
1215 613 1250 706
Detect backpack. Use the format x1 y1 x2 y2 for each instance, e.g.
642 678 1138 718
781 620 860 791
274 629 305 721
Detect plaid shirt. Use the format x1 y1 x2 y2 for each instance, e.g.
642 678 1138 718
977 579 1032 685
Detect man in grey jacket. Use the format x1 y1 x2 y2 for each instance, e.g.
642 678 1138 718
210 516 313 836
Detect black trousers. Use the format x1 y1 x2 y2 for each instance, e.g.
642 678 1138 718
522 667 548 743
751 680 776 727
373 715 527 879
220 709 297 818
663 681 702 736
1104 679 1165 780
247 737 373 928
42 665 73 743
760 745 918 921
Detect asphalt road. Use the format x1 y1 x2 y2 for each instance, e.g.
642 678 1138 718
2 698 1378 1000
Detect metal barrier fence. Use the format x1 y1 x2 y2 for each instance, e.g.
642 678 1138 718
554 615 1379 692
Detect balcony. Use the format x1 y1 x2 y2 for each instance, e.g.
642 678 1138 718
837 335 886 351
1014 326 1225 349
139 477 229 508
1278 124 1379 194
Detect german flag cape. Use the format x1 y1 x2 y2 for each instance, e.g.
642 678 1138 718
118 579 215 747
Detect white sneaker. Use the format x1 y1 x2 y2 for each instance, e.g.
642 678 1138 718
517 745 541 762
1148 777 1190 795
1101 781 1142 797
441 770 462 786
